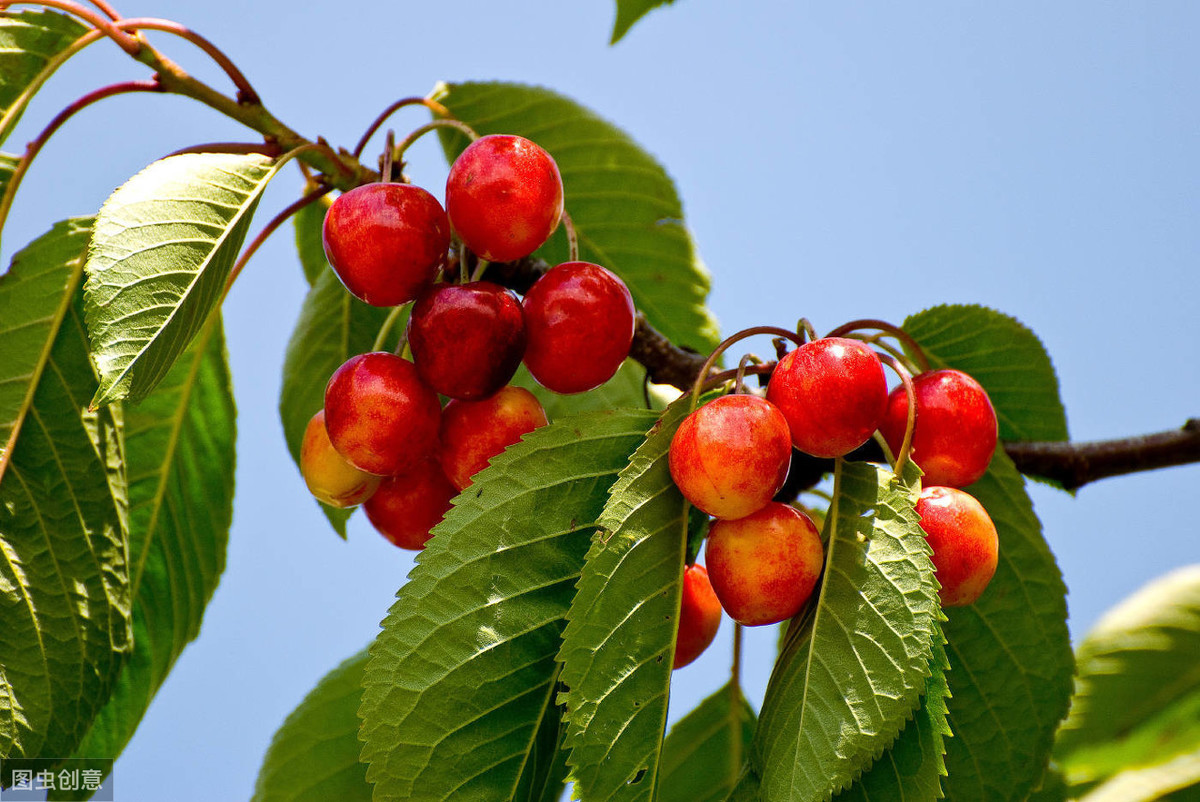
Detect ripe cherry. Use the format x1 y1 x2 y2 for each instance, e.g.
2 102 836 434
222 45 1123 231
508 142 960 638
765 337 888 459
914 486 999 607
439 386 549 490
669 394 792 520
407 281 526 401
323 352 441 476
364 458 457 550
321 183 450 307
705 502 825 627
879 369 998 488
522 261 636 394
299 410 381 508
445 134 564 262
673 563 722 669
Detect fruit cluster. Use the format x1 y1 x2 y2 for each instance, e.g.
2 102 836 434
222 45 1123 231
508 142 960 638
668 332 1002 668
298 133 636 549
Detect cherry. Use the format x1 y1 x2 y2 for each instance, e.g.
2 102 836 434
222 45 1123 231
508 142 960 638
364 458 457 550
765 337 888 459
321 183 450 307
299 410 381 508
407 281 526 401
445 134 564 262
669 394 792 520
522 261 636 394
879 369 998 488
673 563 722 670
704 502 825 627
439 386 549 490
914 486 999 606
323 352 441 476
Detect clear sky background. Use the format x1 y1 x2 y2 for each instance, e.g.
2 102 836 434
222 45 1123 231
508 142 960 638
4 1 1199 799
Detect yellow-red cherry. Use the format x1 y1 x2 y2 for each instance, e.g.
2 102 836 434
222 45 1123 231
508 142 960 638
914 486 999 606
364 458 457 551
673 564 722 670
439 386 549 490
299 410 381 508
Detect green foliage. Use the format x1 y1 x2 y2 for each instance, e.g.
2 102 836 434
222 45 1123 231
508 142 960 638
253 649 372 802
1073 750 1200 802
0 9 87 147
0 219 131 760
63 314 235 776
902 304 1069 443
0 151 16 207
431 81 720 354
611 0 677 44
84 152 283 407
747 460 940 802
558 399 694 801
358 409 658 801
293 192 333 287
658 682 756 802
1054 566 1200 797
937 450 1074 801
513 360 651 422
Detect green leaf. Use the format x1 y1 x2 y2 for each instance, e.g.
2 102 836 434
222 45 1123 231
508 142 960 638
750 460 940 802
0 9 88 147
64 314 234 770
358 409 659 800
293 192 332 287
610 0 676 44
278 267 401 537
0 151 16 202
1076 749 1200 802
431 81 720 354
938 449 1074 801
658 682 757 802
902 304 1068 443
84 152 284 407
514 360 650 422
835 626 952 802
0 218 131 760
253 649 372 802
558 398 694 801
1055 566 1200 789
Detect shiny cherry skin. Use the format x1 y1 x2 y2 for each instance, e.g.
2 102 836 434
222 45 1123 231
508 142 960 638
880 369 998 488
673 564 722 670
765 337 888 459
522 261 636 394
299 410 381 508
439 386 549 490
669 394 792 520
914 486 999 606
323 352 441 476
407 281 526 401
321 183 451 307
364 458 458 550
705 502 825 627
445 134 564 262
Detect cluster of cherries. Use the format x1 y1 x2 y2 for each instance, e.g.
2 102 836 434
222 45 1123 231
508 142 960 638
667 335 1001 670
299 132 637 548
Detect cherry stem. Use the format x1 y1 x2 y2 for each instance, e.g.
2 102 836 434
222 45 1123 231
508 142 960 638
371 304 408 354
877 353 916 476
222 182 332 298
380 130 396 183
825 318 931 373
352 96 451 159
457 242 469 285
700 363 775 394
797 318 818 342
731 623 744 687
733 354 757 395
688 326 808 413
1 0 141 54
469 258 490 284
84 0 119 19
0 78 162 237
392 119 479 164
117 18 261 104
561 209 579 262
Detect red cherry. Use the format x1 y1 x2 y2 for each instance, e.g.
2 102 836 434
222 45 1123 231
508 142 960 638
880 369 998 488
364 458 457 550
522 261 636 394
705 502 825 627
914 486 999 606
407 281 526 401
669 394 792 520
439 386 549 490
323 352 441 476
765 337 888 458
445 134 564 262
673 564 722 669
321 183 450 307
299 410 381 508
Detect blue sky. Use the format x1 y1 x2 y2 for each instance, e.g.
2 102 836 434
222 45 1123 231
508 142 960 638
4 1 1199 798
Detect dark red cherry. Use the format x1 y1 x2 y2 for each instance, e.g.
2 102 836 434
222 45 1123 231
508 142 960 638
364 458 457 550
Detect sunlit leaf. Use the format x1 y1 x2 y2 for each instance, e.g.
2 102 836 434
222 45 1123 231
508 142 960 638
1078 749 1200 802
610 0 677 44
0 9 88 147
